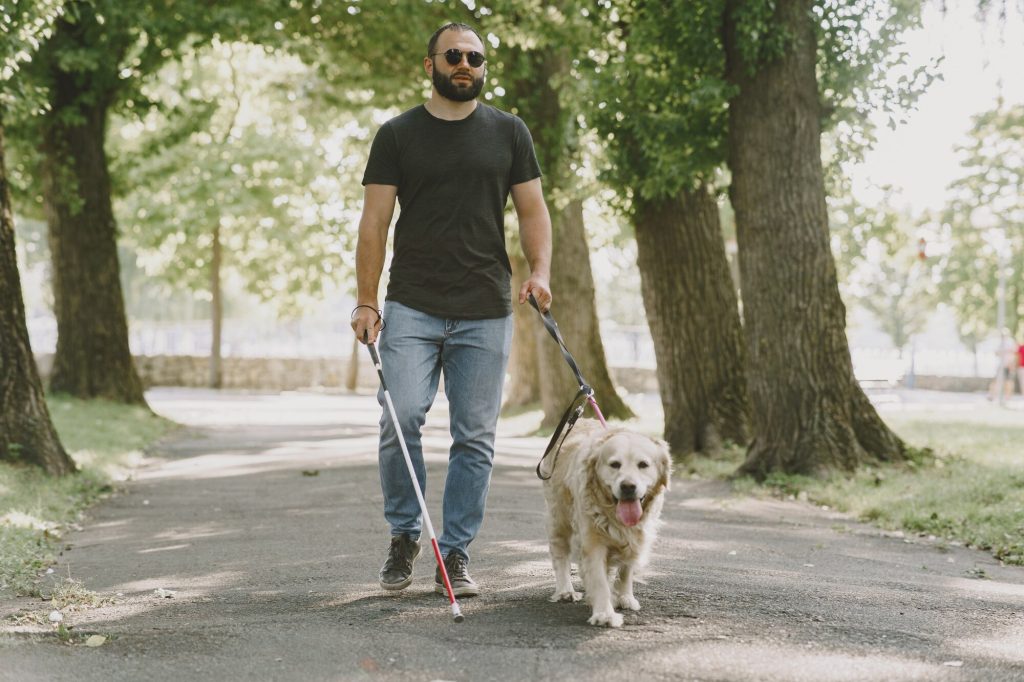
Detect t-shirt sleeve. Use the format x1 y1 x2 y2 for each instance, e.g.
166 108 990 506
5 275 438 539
361 122 400 186
509 116 542 186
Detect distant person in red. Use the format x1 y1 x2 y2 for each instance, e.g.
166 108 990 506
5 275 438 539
1017 341 1024 395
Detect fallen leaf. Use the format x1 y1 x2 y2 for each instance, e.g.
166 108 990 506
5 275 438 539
359 657 379 672
84 635 106 647
301 470 320 477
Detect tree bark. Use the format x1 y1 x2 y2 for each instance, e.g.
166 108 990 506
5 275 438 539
209 223 223 389
634 188 749 456
502 250 541 412
539 199 633 429
0 120 75 475
723 0 904 478
41 53 146 405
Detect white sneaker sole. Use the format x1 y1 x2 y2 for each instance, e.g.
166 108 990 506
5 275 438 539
435 582 479 598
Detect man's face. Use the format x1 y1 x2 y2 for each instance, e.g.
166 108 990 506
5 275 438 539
426 30 486 102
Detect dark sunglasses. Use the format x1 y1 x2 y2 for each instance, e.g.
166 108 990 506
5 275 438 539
431 48 486 68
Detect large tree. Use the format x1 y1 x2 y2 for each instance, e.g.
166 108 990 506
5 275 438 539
587 0 750 456
723 0 912 477
0 0 75 475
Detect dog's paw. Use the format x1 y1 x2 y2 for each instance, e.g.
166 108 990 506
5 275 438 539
549 590 584 603
588 610 624 628
615 594 641 611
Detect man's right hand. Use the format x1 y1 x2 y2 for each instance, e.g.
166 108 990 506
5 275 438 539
351 304 383 345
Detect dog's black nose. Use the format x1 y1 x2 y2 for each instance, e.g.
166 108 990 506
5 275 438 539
619 482 637 500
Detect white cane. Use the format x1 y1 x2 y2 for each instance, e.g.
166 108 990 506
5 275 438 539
365 332 464 623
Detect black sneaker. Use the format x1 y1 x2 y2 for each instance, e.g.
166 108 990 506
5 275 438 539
435 552 479 597
379 533 420 591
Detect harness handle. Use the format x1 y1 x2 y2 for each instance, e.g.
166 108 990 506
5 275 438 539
528 294 590 393
527 294 609 480
535 386 591 480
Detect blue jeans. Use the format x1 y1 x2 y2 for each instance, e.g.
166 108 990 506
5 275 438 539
376 301 513 561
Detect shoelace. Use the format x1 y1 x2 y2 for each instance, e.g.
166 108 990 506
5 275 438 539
385 538 415 571
445 555 469 580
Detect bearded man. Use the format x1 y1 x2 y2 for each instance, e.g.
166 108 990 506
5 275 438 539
350 21 553 597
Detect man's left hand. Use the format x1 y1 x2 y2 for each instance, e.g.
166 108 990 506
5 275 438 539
519 275 552 312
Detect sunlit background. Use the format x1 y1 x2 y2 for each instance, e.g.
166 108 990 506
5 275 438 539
14 2 1024 385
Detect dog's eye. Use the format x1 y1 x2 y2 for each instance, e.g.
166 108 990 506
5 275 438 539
609 461 621 469
638 461 650 469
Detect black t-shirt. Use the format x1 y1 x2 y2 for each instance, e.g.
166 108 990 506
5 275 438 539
361 103 542 319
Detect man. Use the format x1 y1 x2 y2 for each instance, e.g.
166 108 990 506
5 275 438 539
350 22 553 598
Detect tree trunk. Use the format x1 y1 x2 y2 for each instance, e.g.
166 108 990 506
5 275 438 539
209 223 223 389
634 188 749 456
723 0 904 478
502 249 541 412
0 120 75 475
539 199 633 429
41 68 146 405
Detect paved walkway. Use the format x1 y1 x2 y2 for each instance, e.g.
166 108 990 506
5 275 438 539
2 388 1023 681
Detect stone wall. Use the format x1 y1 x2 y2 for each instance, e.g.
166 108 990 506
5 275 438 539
34 354 994 395
36 354 379 391
910 375 994 393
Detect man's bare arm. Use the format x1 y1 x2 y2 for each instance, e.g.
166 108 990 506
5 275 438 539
511 177 553 311
352 184 398 344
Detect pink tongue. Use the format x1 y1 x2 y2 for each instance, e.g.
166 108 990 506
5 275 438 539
616 500 643 527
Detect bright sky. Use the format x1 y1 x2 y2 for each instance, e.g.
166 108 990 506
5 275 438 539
851 1 1024 216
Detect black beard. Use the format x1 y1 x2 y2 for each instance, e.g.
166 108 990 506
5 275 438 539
432 68 484 102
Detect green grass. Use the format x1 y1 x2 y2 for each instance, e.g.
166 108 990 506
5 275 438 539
686 407 1024 565
0 396 173 596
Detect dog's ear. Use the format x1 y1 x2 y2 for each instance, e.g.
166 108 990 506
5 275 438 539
645 438 672 504
584 440 616 507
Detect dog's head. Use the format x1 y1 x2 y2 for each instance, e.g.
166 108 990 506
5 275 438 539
586 429 671 527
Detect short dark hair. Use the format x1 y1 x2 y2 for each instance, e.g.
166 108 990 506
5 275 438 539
427 22 484 57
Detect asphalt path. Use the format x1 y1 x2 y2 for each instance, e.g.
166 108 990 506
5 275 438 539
1 388 1022 681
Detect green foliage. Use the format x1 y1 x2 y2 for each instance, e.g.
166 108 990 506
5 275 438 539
0 1 64 86
937 103 1024 341
271 0 452 109
584 0 935 212
730 0 791 71
112 41 366 310
830 192 938 349
0 0 65 138
817 0 938 171
586 0 732 207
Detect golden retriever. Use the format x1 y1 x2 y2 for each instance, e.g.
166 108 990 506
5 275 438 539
542 419 671 627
